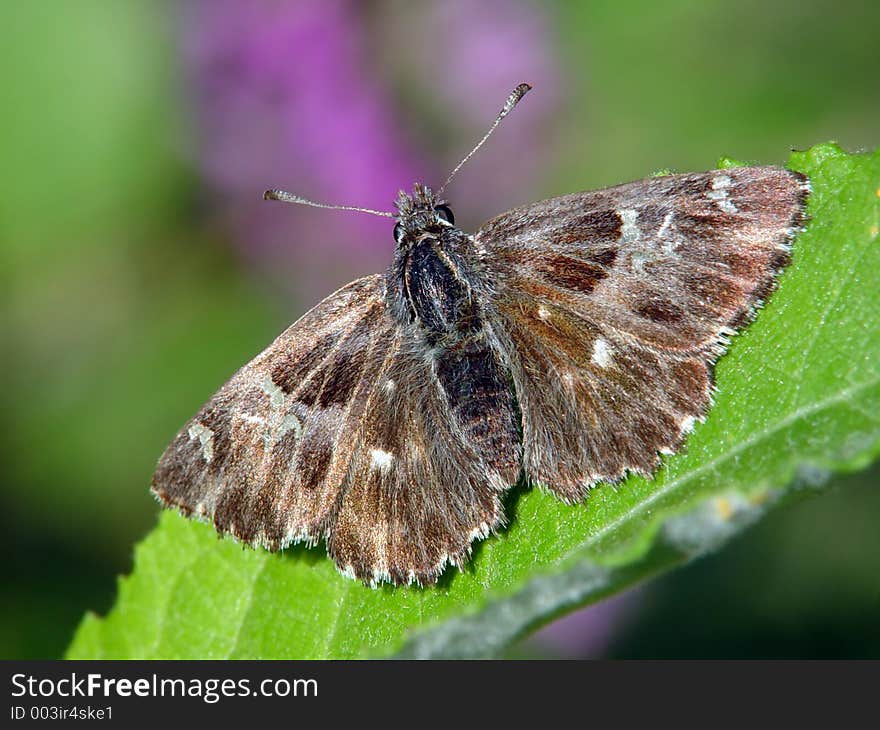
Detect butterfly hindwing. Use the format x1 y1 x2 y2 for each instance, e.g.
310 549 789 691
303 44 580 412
479 166 809 499
327 341 512 584
152 274 514 584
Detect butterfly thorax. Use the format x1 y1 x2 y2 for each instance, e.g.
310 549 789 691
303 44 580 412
385 184 522 487
387 184 486 348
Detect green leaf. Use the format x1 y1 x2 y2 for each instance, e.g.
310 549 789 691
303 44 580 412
67 143 880 659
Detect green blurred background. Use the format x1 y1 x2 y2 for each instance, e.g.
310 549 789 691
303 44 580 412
1 1 878 659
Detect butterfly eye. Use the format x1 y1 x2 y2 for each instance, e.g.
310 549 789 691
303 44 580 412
434 205 455 225
393 222 404 243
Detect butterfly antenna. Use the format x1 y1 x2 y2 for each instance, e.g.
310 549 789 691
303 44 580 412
437 82 532 196
262 189 395 218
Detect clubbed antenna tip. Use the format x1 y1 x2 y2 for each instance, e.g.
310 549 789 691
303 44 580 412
262 189 394 218
438 82 533 195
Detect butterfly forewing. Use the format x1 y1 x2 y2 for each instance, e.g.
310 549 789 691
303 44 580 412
152 276 383 548
479 166 809 499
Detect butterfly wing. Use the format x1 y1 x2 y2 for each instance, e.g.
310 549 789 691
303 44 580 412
324 335 512 585
152 274 508 584
478 166 809 500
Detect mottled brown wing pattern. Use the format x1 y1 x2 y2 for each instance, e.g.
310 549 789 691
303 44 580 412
478 166 809 500
152 276 381 549
152 275 508 585
326 343 509 584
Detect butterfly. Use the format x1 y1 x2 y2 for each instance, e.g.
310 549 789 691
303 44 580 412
152 84 809 586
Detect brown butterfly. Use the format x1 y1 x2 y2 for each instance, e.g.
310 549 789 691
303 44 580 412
152 84 809 586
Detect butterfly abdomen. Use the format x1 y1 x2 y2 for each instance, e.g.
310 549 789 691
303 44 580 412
433 340 521 484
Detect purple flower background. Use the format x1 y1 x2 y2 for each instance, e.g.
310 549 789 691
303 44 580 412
179 0 630 657
180 0 562 304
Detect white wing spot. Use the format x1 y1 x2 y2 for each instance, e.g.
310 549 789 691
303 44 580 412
591 338 613 368
383 378 396 394
278 412 302 439
707 174 738 214
236 413 266 426
658 211 674 239
260 376 286 408
658 211 677 253
187 423 215 463
619 208 640 243
631 250 652 275
537 305 551 321
370 448 395 473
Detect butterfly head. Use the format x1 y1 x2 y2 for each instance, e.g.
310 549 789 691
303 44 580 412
393 183 456 246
